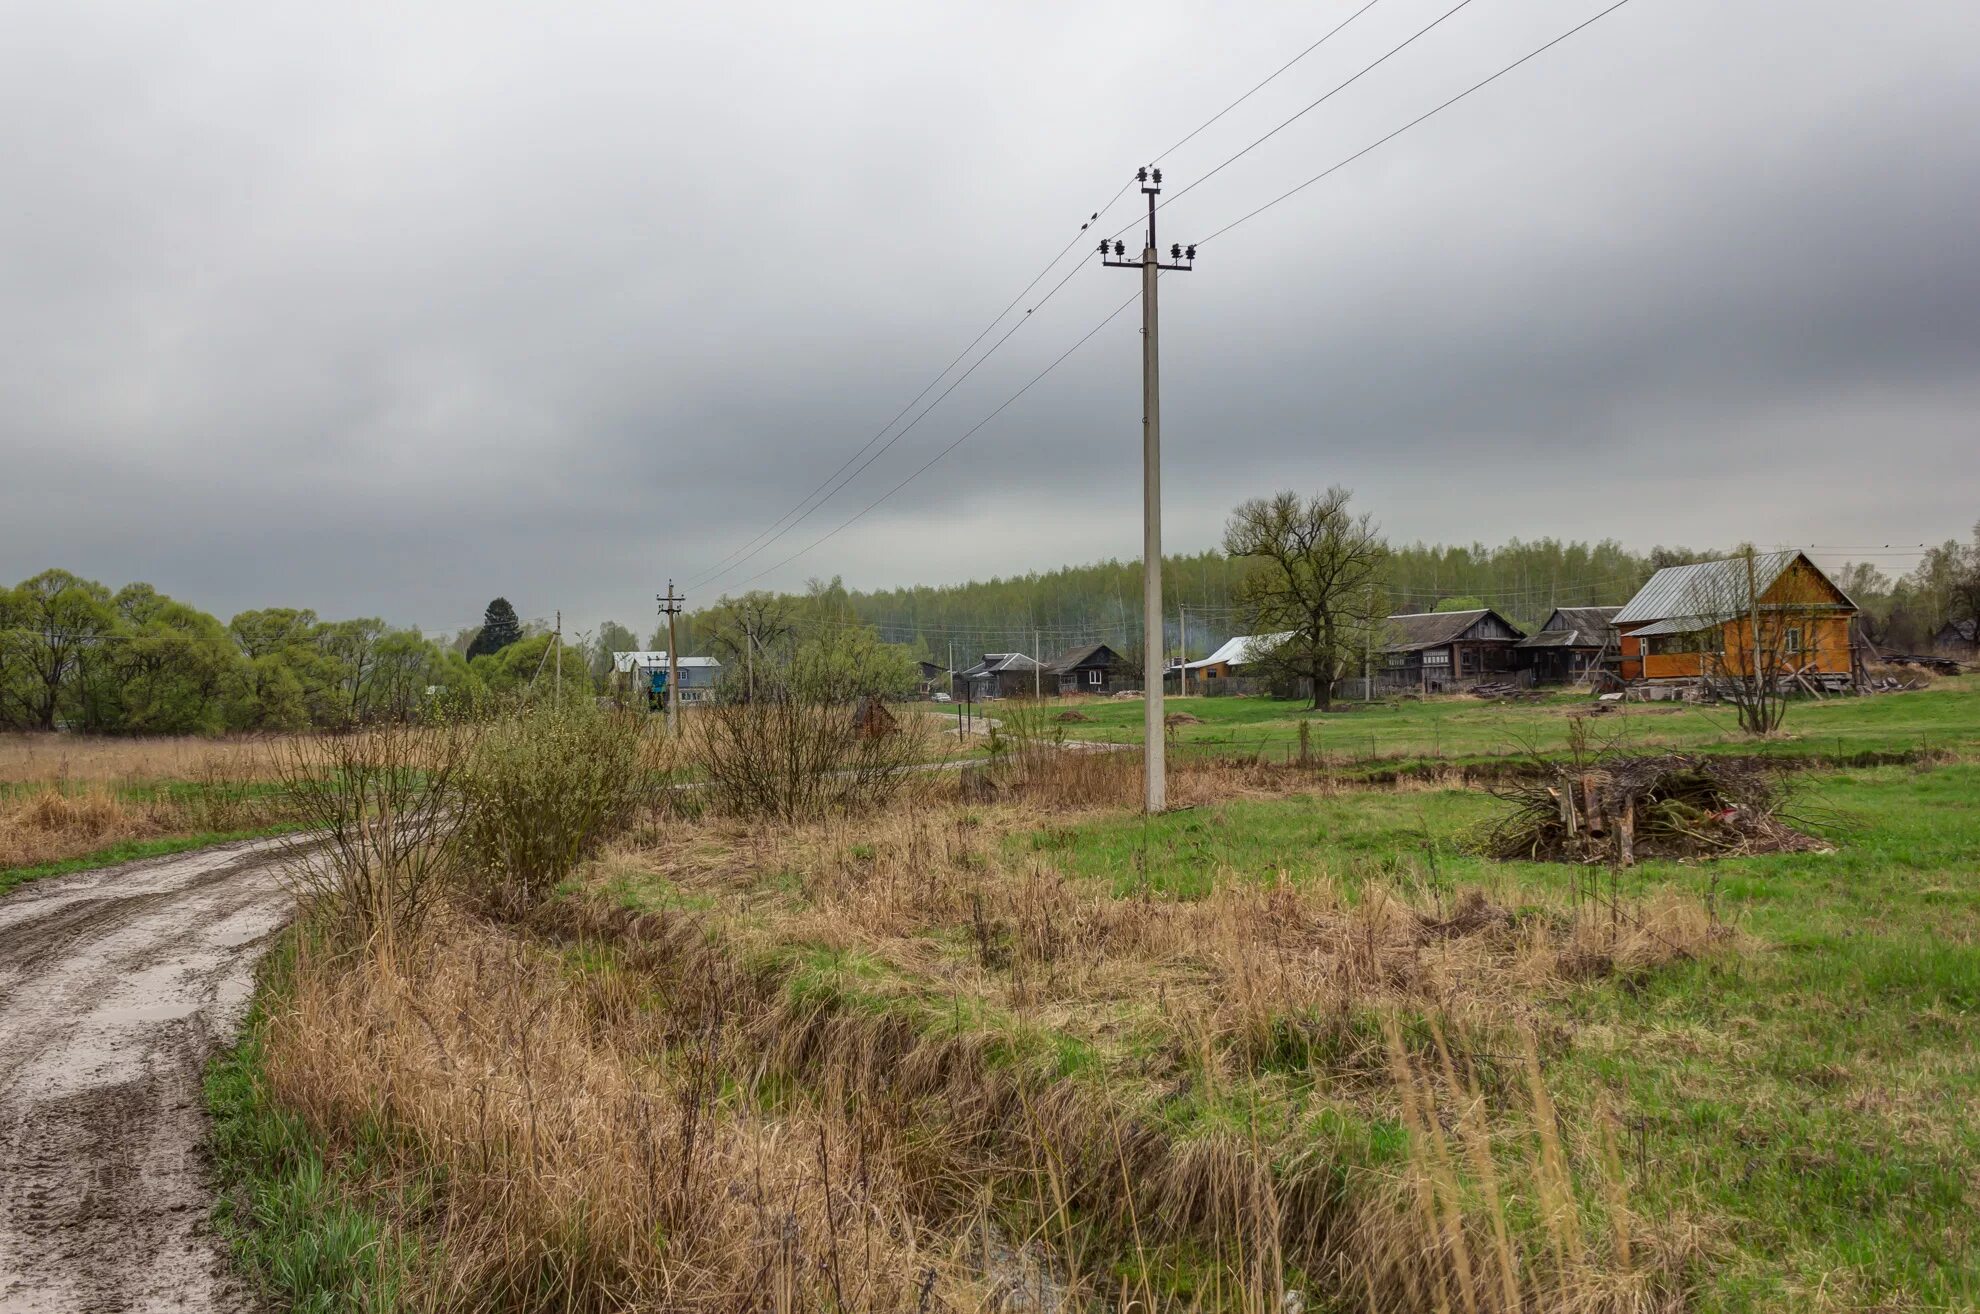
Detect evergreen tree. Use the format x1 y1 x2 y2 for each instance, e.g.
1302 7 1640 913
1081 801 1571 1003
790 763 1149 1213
467 597 522 660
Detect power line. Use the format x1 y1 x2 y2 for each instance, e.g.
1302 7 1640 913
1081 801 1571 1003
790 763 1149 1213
1149 0 1390 167
1109 0 1480 245
688 5 1406 595
1198 0 1640 247
690 259 1093 593
684 193 1138 593
725 291 1143 592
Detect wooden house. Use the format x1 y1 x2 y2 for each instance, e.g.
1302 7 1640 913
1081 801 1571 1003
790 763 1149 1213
1182 631 1294 683
1044 642 1128 695
955 652 1044 700
1612 552 1857 686
1933 619 1977 662
1513 606 1620 683
1378 610 1525 692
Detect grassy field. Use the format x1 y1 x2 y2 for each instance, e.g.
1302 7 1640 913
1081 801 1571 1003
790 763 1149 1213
204 685 1979 1310
1042 676 1980 768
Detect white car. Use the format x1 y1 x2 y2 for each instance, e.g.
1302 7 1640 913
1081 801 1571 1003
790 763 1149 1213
931 691 953 703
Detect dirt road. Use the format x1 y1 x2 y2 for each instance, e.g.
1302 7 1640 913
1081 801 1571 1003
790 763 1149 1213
0 837 296 1313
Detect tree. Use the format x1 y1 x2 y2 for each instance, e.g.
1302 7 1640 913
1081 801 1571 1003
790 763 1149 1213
466 598 522 660
589 621 639 685
1222 488 1386 711
4 570 116 730
1433 595 1486 613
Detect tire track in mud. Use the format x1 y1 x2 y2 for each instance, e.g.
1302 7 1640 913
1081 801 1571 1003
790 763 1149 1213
0 838 296 1313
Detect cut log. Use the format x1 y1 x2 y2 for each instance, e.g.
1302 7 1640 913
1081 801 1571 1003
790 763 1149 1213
1616 798 1636 867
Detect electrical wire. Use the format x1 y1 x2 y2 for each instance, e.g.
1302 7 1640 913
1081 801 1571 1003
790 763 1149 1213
724 290 1144 591
1149 0 1390 167
1197 0 1639 247
1109 0 1481 244
691 259 1094 592
684 191 1138 592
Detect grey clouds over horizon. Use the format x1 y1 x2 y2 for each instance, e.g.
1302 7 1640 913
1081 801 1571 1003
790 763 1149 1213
3 0 1976 636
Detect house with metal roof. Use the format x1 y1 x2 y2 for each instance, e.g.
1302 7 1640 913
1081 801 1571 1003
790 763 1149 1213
1378 609 1526 692
1610 552 1857 685
612 651 723 707
1182 631 1295 683
1513 606 1621 683
955 651 1045 700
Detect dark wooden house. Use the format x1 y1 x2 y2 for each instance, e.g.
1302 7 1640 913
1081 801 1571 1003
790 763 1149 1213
1045 642 1127 695
1378 609 1525 693
1933 619 1977 662
1513 606 1620 683
955 652 1044 700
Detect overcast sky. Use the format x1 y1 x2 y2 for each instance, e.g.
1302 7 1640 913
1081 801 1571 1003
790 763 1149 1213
3 0 1975 636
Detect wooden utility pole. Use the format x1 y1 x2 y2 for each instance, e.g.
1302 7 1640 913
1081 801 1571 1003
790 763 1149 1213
554 609 561 698
1034 627 1041 700
657 582 685 733
1102 167 1195 813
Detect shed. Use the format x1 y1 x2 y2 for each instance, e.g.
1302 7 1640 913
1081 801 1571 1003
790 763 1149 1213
1513 606 1621 683
954 652 1044 701
1182 631 1295 682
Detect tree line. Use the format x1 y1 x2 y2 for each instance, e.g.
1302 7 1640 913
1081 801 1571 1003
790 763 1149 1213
0 577 597 734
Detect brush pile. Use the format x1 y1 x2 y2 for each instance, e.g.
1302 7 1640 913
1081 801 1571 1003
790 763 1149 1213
1480 753 1822 865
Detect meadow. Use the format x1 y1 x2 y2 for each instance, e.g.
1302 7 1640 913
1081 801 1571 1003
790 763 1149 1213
204 682 1980 1312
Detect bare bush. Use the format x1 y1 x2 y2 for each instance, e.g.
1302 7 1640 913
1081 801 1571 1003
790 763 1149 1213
453 701 658 915
695 677 933 821
275 720 470 942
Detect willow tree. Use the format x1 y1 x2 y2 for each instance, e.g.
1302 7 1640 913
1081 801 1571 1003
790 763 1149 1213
1223 487 1387 711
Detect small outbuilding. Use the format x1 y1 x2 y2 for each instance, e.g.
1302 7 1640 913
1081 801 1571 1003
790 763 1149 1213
954 652 1045 701
1182 631 1295 683
1513 606 1621 684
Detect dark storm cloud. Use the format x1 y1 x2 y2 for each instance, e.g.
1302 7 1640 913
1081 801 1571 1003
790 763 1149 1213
2 0 1975 632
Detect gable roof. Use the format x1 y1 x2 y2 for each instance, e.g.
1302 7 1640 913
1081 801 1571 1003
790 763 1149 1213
1044 642 1119 674
1183 631 1295 671
1513 606 1620 650
612 650 722 672
1939 619 1979 642
1382 609 1525 652
957 651 1043 678
1613 552 1853 627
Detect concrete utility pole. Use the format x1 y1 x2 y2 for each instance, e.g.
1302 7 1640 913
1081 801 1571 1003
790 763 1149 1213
1034 627 1041 700
1178 602 1188 697
656 582 685 734
1102 167 1195 813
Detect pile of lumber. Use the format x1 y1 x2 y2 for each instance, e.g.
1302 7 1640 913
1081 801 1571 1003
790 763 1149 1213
1479 754 1822 865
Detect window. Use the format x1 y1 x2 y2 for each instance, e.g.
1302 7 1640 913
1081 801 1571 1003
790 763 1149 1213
1785 627 1802 655
1385 653 1405 668
1087 668 1102 686
1422 649 1450 667
1202 668 1217 679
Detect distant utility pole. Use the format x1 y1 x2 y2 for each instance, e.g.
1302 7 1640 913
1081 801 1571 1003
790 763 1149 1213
656 581 685 733
1102 167 1195 813
1034 627 1041 700
1178 602 1188 697
554 609 561 698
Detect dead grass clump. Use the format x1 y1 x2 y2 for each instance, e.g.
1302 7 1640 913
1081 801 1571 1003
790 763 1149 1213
1164 711 1204 726
0 786 159 868
1480 754 1824 864
1053 710 1091 723
0 731 297 785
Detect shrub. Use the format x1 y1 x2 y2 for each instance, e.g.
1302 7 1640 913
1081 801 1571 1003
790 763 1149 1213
276 720 470 943
453 701 656 915
694 675 932 822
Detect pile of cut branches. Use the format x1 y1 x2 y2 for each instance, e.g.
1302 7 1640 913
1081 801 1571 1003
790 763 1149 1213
1480 753 1824 865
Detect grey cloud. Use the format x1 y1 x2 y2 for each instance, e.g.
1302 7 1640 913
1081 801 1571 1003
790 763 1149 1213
2 0 1975 632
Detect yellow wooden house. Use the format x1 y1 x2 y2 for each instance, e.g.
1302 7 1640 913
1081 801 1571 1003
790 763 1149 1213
1613 551 1857 685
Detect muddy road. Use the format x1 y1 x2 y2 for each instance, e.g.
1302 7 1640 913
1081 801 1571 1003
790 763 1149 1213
0 838 296 1313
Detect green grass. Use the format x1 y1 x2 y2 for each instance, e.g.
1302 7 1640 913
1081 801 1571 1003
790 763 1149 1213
1023 764 1980 1310
1050 677 1980 770
206 963 423 1314
0 823 304 899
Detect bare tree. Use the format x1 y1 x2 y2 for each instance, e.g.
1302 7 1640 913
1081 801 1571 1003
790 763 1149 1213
1222 488 1386 711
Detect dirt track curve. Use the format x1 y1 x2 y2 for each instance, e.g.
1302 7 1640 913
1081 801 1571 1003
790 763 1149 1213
0 837 295 1313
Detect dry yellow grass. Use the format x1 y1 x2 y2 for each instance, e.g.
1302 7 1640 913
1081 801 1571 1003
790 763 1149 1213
0 731 302 786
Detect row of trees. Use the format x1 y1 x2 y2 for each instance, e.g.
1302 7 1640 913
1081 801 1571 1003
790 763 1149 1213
0 575 595 734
